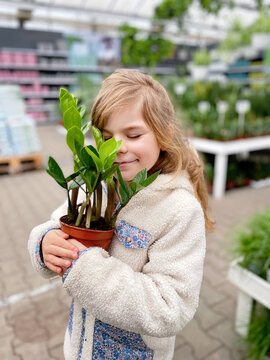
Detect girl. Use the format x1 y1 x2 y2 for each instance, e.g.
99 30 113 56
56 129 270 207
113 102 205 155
28 69 213 360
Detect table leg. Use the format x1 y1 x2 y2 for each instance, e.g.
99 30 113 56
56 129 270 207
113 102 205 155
213 154 228 198
235 291 253 337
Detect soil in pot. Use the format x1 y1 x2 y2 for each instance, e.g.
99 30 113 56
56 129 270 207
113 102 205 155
60 215 114 251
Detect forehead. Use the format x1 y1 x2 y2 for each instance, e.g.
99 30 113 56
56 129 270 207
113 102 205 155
102 100 148 133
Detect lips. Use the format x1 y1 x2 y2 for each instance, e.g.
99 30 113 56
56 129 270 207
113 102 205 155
114 160 136 165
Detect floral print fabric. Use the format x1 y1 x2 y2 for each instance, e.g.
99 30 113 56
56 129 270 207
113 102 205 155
92 319 154 359
114 220 151 249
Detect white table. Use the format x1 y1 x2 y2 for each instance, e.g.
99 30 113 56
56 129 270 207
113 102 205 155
228 260 270 337
189 135 270 198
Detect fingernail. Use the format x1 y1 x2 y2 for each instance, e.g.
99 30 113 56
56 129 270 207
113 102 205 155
65 261 70 267
72 253 78 259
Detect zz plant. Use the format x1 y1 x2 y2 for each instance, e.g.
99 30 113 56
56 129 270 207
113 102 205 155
46 88 160 230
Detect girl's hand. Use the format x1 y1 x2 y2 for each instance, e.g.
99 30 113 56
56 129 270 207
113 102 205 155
60 239 87 275
67 238 87 252
41 229 79 275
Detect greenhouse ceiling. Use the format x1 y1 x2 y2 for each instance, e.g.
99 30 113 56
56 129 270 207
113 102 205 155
0 0 268 45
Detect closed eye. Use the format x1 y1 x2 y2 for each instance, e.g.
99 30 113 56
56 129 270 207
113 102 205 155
128 135 141 139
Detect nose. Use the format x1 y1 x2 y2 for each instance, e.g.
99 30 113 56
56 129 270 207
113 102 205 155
115 136 128 153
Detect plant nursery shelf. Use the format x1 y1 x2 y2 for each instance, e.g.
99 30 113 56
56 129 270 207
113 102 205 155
0 64 176 75
228 260 270 337
0 153 43 175
189 135 270 198
0 47 69 58
0 77 76 85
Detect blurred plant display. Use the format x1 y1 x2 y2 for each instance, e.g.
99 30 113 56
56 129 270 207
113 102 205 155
231 208 270 359
118 23 174 67
168 80 270 140
218 12 270 52
192 48 211 66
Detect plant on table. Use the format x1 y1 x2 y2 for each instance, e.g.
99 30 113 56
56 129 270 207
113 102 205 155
46 88 160 247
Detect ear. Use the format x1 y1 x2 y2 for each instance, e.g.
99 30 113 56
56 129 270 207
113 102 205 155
160 124 174 151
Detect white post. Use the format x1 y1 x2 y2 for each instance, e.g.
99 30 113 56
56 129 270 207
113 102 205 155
213 153 228 198
235 291 253 337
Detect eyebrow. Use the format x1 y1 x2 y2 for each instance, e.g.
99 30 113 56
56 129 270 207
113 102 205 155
102 126 144 133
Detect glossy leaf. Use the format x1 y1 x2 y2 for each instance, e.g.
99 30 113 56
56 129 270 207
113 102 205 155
99 138 122 162
116 167 132 198
66 126 84 155
141 170 161 187
101 164 119 181
91 126 104 150
59 88 75 114
79 147 96 169
85 146 102 172
63 106 82 131
129 181 144 193
103 153 117 170
132 168 147 184
81 121 91 135
68 176 85 190
46 156 66 189
78 105 86 119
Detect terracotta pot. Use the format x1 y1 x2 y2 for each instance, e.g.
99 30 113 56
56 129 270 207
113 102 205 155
59 216 114 251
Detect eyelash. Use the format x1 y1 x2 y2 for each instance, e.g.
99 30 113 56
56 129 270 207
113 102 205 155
104 135 141 140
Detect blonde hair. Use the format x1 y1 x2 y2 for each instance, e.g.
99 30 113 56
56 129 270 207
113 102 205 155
91 69 214 230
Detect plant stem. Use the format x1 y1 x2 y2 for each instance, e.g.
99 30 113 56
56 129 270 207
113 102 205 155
95 183 102 221
85 198 92 229
71 187 79 219
105 179 115 226
75 192 92 227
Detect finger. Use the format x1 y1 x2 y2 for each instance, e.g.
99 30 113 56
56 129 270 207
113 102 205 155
50 246 78 260
56 230 70 239
45 261 63 275
53 236 79 252
47 254 72 269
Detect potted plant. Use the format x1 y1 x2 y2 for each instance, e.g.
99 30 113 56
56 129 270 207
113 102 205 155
228 208 270 359
189 48 211 81
250 13 270 50
46 88 160 250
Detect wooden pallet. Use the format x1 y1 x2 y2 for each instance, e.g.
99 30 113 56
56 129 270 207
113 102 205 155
0 153 43 175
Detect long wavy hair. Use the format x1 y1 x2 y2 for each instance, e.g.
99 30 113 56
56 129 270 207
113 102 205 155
91 69 214 230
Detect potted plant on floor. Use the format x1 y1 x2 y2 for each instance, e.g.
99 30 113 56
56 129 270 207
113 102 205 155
46 88 160 250
228 208 270 359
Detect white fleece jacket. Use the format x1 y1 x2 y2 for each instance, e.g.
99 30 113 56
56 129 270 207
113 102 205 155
28 172 206 360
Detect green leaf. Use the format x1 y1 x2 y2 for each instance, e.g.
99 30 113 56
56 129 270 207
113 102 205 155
119 185 129 205
141 170 161 187
65 168 85 183
101 164 119 181
59 88 75 114
66 126 84 155
79 147 96 169
85 146 102 172
81 121 91 135
104 153 117 170
132 168 147 184
68 176 85 190
116 167 132 198
99 138 120 163
129 181 144 194
63 105 82 131
46 156 67 189
78 105 86 118
81 169 97 192
91 126 104 150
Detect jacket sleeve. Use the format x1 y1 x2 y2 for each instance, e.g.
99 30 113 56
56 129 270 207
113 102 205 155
27 200 68 279
62 194 206 337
